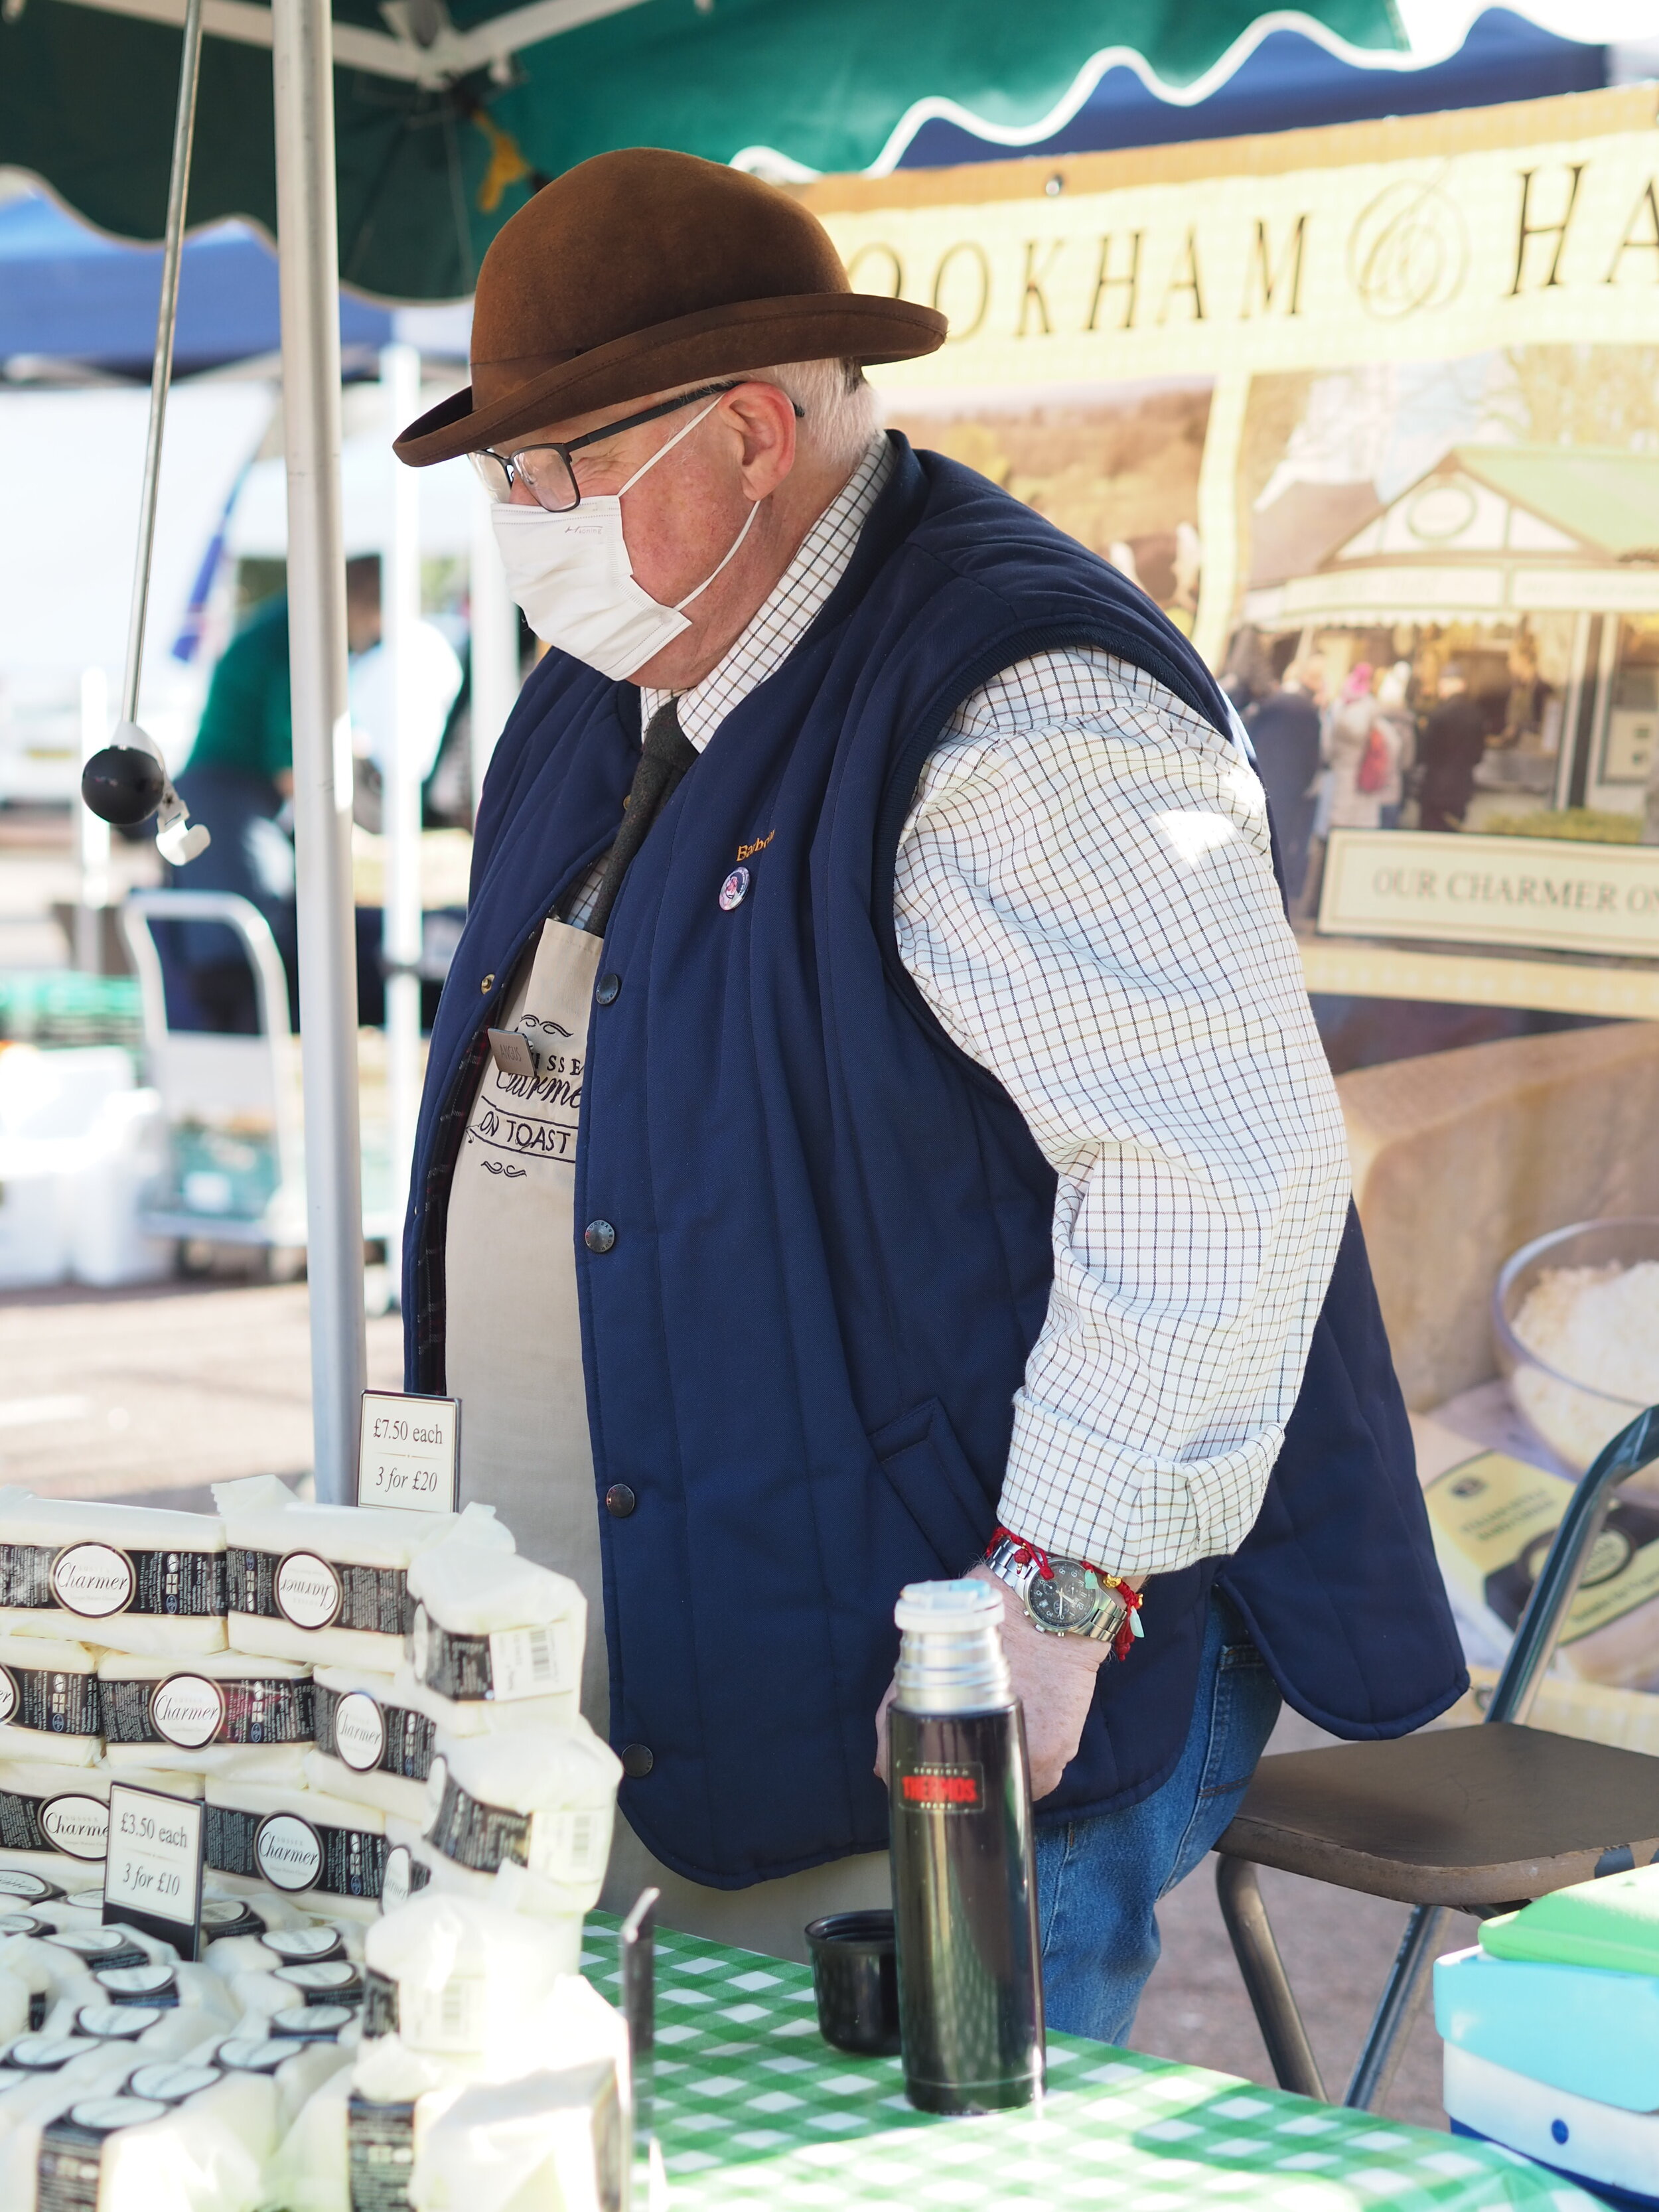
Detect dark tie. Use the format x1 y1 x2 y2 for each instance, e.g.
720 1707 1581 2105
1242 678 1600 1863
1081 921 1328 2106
583 697 698 938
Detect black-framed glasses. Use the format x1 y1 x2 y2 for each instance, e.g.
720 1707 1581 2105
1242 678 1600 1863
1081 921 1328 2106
469 380 803 513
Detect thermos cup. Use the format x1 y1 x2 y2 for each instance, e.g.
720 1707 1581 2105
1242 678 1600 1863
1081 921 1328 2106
887 1578 1044 2114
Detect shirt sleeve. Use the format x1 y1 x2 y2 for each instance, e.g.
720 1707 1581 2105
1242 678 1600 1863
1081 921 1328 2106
892 650 1350 1576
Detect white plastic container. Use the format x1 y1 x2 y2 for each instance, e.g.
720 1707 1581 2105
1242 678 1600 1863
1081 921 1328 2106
98 1650 313 1778
0 1496 226 1657
212 1477 512 1672
1445 2041 1659 2205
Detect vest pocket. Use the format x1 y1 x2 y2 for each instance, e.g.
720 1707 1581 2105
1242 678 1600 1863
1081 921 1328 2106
869 1398 998 1576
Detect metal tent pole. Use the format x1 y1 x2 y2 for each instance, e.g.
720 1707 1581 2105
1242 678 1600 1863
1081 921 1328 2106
119 0 205 737
272 0 366 1502
380 341 424 1245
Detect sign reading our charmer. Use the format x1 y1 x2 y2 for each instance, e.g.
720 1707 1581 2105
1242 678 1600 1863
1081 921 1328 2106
1320 830 1659 960
356 1391 460 1516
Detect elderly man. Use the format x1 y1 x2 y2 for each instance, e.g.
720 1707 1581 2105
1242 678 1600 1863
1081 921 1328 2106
396 151 1464 2043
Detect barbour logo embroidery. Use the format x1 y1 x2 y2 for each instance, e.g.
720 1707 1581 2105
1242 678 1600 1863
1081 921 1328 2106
735 831 774 863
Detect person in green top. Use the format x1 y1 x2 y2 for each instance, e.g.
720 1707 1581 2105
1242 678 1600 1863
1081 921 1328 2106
183 590 294 789
169 564 382 1029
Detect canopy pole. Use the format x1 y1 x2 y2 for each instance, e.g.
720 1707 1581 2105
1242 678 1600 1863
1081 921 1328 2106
380 341 424 1251
119 0 204 730
273 0 366 1502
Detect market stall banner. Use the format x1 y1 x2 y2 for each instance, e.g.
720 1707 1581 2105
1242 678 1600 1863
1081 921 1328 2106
0 0 1400 303
810 83 1659 678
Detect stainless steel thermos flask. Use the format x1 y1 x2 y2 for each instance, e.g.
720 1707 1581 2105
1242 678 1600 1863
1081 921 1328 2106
887 1578 1044 2114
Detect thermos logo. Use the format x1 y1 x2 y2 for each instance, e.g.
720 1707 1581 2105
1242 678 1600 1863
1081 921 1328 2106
149 1674 226 1750
50 1543 135 1619
273 1552 344 1631
255 1811 325 1891
901 1765 983 1810
39 1794 109 1860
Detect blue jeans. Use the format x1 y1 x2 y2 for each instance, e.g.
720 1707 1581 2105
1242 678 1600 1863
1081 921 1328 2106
1035 1591 1281 2044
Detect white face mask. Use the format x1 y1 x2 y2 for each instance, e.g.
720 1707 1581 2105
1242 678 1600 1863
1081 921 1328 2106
488 394 760 682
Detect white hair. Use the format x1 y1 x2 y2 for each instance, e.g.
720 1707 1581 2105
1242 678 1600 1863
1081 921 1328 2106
750 358 879 468
652 359 879 470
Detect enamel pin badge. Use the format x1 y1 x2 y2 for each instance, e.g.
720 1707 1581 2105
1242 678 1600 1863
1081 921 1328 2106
719 867 750 912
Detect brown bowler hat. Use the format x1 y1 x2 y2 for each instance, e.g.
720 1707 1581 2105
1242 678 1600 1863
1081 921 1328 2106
396 149 946 468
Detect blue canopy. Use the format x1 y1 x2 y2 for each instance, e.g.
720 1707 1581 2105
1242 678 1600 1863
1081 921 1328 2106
0 190 393 373
896 8 1611 170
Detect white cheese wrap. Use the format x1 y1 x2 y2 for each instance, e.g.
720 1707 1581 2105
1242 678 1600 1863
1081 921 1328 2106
212 1477 512 1669
303 1664 437 1822
0 1494 226 1657
0 1760 202 1880
364 1893 575 2063
422 1722 620 1918
404 1546 583 1730
204 1777 388 1925
0 1636 102 1769
97 1650 313 1778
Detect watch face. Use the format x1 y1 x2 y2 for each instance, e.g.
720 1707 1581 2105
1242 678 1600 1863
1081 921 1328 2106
1026 1560 1104 1634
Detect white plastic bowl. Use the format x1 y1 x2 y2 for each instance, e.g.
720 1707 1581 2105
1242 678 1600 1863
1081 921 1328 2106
1494 1217 1659 1475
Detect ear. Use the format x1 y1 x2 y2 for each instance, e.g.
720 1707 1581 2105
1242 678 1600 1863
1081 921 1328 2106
721 381 799 502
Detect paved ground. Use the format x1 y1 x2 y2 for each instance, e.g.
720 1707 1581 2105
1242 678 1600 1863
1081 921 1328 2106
0 1267 1465 2130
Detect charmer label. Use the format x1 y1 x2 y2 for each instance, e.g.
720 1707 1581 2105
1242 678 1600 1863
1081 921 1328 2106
1320 830 1659 959
49 1544 135 1620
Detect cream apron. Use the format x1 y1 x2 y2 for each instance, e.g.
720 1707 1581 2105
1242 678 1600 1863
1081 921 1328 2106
445 917 887 1960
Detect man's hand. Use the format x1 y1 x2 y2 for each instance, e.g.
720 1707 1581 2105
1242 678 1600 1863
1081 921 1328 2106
874 1564 1113 1801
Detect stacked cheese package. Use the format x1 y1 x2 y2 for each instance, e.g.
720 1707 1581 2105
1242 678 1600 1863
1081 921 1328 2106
1437 1863 1659 2204
0 1476 628 2210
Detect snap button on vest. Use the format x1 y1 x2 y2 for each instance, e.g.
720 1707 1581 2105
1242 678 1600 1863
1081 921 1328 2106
620 1743 654 1779
584 1220 616 1254
605 1484 636 1518
479 973 496 995
595 972 621 1005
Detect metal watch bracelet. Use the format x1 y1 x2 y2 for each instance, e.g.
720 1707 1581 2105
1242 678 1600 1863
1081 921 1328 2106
984 1532 1131 1646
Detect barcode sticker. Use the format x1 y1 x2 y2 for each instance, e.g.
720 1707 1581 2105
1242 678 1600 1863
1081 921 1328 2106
528 1807 610 1885
486 1624 573 1702
399 1970 486 2055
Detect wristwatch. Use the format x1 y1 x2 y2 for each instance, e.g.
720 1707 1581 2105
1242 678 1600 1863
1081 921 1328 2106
984 1531 1132 1646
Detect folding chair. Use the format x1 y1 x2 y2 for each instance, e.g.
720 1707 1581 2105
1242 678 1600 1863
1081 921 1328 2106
1215 1405 1659 2110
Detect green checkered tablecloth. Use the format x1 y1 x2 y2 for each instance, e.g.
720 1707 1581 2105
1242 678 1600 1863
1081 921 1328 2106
579 1919 1596 2211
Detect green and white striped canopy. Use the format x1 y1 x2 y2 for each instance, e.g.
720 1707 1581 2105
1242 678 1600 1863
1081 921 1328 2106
1 0 1403 300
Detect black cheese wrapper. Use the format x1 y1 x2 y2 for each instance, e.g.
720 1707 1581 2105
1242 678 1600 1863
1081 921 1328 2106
206 1802 386 1900
346 2093 417 2212
313 1682 434 1780
100 1674 315 1748
0 1666 100 1739
425 1770 531 1876
226 1549 410 1636
0 1544 224 1618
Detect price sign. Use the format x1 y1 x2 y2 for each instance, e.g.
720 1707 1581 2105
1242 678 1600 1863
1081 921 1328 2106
103 1784 204 1960
356 1391 460 1516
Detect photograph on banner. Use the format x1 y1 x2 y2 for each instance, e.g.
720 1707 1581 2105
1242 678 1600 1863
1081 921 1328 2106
882 378 1210 637
1231 342 1659 899
820 84 1659 1743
